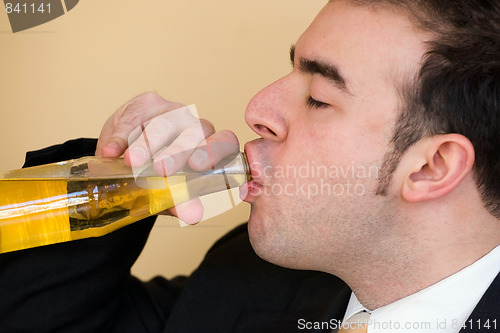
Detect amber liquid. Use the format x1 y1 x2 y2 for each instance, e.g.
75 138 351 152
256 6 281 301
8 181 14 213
0 176 186 253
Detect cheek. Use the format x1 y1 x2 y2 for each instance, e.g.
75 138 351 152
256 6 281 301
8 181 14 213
287 119 342 153
273 132 384 205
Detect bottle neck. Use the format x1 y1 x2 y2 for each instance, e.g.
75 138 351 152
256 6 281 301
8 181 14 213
241 151 253 182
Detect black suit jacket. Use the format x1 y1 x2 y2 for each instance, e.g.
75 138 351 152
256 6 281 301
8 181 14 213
0 139 497 333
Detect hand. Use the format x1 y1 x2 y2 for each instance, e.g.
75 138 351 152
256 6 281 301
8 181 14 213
96 92 239 224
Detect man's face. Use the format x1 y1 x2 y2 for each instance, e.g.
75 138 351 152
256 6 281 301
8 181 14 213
242 1 429 273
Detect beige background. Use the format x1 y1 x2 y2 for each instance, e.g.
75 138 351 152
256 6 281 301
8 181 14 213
0 0 324 280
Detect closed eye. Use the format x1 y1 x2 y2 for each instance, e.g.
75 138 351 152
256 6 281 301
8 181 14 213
307 96 329 109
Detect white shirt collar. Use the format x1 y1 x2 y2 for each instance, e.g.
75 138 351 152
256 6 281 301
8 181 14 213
342 245 500 333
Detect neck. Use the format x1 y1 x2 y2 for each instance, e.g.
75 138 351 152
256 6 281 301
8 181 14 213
328 202 500 310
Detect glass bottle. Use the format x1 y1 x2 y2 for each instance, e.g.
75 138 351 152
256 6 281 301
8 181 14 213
0 152 251 254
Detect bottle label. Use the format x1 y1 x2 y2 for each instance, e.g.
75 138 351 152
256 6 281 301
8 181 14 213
0 180 71 253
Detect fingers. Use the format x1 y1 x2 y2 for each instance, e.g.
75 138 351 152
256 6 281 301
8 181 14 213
158 198 204 225
96 92 184 157
186 130 240 171
95 115 122 157
152 119 218 176
124 106 203 167
94 92 239 226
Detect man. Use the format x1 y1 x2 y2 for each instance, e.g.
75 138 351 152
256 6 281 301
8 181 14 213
1 0 498 332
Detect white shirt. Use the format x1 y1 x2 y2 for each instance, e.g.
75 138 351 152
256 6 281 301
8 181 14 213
342 245 500 333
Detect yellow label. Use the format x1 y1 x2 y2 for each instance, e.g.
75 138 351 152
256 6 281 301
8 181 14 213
148 177 177 215
0 175 191 253
0 180 71 253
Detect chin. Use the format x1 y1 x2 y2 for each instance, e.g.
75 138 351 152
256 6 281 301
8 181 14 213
247 209 265 252
247 211 302 270
247 210 278 263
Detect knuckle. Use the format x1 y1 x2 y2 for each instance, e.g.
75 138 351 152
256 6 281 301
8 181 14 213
200 118 216 130
120 101 150 127
138 91 165 105
125 92 166 121
173 106 195 123
200 119 216 136
165 100 186 112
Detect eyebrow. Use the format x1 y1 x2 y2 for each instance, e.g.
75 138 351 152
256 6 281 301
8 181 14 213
290 44 352 94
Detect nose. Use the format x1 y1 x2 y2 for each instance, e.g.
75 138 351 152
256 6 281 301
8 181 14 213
245 76 290 142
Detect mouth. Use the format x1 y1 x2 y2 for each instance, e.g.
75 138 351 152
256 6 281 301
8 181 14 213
240 142 265 202
240 178 264 203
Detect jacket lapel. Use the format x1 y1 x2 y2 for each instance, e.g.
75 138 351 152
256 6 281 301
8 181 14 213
233 273 351 333
459 272 500 333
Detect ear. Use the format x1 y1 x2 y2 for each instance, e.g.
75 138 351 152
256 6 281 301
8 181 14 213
402 134 475 202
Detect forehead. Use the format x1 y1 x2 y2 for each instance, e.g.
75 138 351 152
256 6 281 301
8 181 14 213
296 1 429 94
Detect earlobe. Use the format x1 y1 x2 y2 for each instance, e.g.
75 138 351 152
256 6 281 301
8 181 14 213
402 135 475 202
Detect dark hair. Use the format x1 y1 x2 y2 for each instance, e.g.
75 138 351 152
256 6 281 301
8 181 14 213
347 0 500 218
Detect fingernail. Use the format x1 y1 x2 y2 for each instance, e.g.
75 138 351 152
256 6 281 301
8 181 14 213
130 147 147 165
190 150 209 168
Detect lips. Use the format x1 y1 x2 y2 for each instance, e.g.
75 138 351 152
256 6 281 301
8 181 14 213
241 142 265 202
